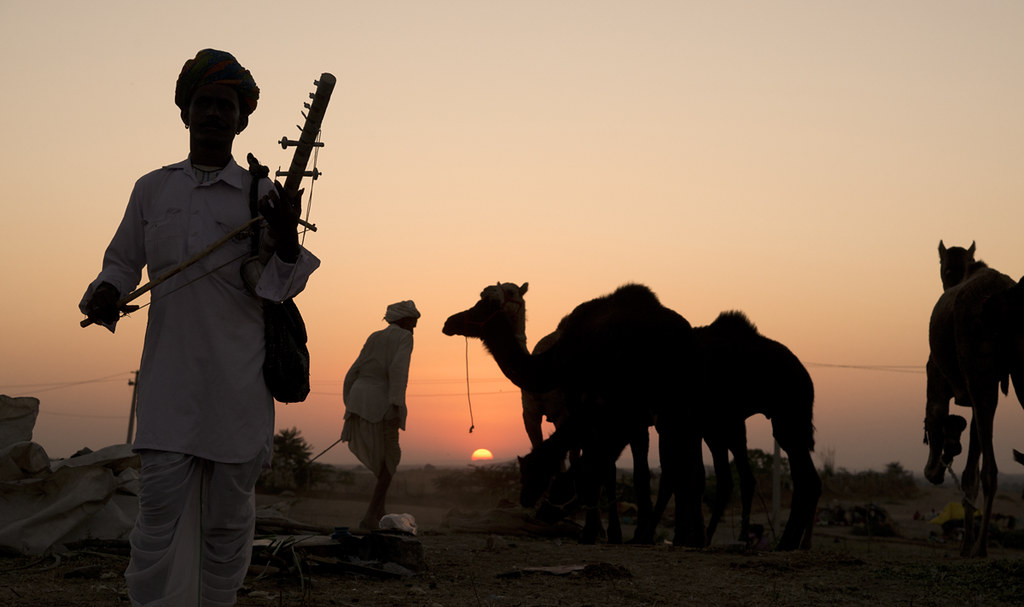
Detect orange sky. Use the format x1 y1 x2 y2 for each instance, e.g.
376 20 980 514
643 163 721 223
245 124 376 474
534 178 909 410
3 2 1024 475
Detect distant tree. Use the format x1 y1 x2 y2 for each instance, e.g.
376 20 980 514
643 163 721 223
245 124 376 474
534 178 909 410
819 461 920 499
433 462 520 507
884 461 911 480
818 446 837 477
258 427 314 492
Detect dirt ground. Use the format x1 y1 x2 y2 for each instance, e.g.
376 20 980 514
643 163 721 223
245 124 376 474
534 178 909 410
2 482 1024 606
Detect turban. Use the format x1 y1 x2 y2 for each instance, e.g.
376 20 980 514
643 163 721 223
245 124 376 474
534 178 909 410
174 49 259 116
384 301 421 323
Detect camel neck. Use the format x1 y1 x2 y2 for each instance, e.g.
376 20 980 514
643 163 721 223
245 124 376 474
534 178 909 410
481 316 559 394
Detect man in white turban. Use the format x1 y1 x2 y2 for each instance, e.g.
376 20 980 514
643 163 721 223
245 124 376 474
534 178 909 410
341 300 420 529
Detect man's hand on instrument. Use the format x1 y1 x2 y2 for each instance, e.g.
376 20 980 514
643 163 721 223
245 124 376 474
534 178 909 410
85 282 122 325
259 182 302 263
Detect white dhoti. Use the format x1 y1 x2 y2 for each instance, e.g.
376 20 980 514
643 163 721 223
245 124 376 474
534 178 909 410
341 407 401 477
126 450 264 607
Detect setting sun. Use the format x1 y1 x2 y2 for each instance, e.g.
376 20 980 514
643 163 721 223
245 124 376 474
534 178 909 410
471 448 494 461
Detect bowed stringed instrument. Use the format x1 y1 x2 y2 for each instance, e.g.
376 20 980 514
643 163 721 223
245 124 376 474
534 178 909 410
82 73 337 328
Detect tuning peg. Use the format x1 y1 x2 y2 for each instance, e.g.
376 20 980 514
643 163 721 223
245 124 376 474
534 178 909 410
279 136 324 149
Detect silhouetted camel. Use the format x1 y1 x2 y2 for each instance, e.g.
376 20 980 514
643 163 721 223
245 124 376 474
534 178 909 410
516 307 651 544
519 327 652 544
452 283 655 543
443 282 705 547
651 311 820 550
925 241 1022 557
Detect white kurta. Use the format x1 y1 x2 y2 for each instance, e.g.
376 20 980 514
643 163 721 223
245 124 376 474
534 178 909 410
80 157 320 464
343 324 414 430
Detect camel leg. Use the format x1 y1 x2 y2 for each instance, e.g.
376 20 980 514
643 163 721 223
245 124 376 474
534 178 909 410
704 435 732 546
924 358 955 484
578 432 630 545
731 425 756 544
628 424 654 544
959 415 982 557
969 390 999 558
574 455 606 544
650 437 674 535
661 423 706 548
776 446 821 550
604 460 622 544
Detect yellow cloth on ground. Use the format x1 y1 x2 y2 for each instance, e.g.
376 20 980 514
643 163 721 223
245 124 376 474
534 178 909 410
929 501 979 525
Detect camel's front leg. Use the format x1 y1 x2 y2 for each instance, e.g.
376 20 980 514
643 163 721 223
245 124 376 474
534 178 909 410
662 426 706 548
777 447 821 550
628 425 654 544
603 459 623 544
959 414 982 557
575 455 608 544
924 358 954 484
650 436 674 532
704 434 733 545
578 432 629 545
731 425 756 544
972 401 999 558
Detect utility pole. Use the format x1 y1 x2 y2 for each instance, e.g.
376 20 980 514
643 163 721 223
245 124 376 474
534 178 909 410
126 370 139 444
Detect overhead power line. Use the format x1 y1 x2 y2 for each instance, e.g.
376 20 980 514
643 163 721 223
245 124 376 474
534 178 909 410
802 362 925 372
0 372 133 395
3 361 927 409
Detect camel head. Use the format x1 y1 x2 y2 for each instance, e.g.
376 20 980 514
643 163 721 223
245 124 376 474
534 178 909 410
442 282 529 349
938 240 976 290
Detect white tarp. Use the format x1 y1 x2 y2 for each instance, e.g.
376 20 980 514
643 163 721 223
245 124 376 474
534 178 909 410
0 394 140 555
0 395 39 447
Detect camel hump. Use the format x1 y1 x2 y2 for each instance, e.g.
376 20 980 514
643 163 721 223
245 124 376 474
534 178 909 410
708 310 759 335
566 283 665 321
610 283 662 307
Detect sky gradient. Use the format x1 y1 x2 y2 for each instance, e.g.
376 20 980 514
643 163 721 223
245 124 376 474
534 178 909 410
2 2 1024 476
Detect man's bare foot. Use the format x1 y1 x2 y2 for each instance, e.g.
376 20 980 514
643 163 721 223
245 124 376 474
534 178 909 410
359 517 380 531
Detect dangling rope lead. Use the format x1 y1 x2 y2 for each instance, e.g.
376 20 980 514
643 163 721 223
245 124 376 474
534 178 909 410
944 461 979 510
465 337 475 433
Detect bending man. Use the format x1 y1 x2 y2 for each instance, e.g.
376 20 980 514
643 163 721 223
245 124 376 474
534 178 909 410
342 301 420 530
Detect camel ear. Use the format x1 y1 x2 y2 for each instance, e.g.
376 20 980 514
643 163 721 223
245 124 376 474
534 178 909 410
938 240 946 257
520 282 529 296
968 241 976 257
